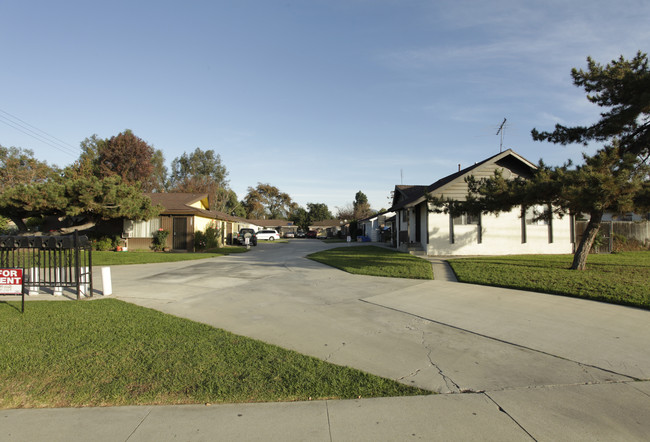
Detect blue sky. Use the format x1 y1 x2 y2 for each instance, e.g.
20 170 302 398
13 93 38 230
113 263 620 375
2 0 649 213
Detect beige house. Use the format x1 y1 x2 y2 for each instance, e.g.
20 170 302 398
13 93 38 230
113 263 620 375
391 149 574 256
309 219 348 238
123 193 234 251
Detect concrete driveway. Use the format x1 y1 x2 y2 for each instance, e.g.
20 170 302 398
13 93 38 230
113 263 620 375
110 240 649 388
7 240 644 441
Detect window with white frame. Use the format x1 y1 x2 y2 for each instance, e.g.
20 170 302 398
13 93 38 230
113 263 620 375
124 218 162 238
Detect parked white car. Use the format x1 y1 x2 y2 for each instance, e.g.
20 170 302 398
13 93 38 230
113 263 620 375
256 229 281 241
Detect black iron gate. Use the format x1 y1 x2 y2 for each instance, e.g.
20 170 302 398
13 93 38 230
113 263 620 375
0 231 93 304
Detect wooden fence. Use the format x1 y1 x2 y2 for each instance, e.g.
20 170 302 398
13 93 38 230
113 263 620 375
575 221 650 253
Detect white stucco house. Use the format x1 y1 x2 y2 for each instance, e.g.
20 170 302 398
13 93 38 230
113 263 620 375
391 149 574 256
358 211 395 242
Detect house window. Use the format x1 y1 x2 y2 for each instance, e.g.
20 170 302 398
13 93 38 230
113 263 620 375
522 205 553 244
453 213 479 225
124 218 162 238
401 210 409 222
449 213 481 244
525 205 549 225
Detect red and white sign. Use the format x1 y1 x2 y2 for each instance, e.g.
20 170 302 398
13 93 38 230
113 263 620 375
0 269 23 294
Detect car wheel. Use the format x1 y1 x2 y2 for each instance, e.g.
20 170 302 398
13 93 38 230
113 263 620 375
268 237 274 241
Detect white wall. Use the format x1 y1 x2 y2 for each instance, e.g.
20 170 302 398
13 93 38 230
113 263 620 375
360 219 373 239
367 219 379 242
426 207 573 255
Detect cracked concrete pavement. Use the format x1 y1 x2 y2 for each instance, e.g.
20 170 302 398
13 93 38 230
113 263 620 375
4 240 650 441
107 240 646 393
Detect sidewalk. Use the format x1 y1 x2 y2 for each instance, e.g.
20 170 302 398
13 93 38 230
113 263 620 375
4 382 650 441
424 256 458 282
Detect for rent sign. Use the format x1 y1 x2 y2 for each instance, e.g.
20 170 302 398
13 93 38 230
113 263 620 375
0 269 23 294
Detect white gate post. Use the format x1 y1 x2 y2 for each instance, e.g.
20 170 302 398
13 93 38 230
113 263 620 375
101 267 112 296
28 267 40 296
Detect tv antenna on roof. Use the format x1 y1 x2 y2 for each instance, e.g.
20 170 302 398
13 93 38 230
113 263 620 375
496 118 507 152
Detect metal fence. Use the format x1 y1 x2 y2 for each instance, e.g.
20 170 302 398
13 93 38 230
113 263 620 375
0 231 93 300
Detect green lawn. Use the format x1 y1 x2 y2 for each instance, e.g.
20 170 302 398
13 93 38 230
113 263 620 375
92 246 247 266
448 251 650 309
0 299 429 408
308 246 433 280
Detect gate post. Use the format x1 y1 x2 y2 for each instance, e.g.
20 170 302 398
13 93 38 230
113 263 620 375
28 267 40 295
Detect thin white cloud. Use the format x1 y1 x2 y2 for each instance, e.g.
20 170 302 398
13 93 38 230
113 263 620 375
379 0 650 77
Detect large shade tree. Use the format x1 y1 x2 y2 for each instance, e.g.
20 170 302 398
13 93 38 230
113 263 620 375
353 191 373 220
0 172 160 233
289 203 333 231
440 52 650 270
243 183 295 219
97 130 155 186
288 206 309 231
307 203 333 222
0 146 59 231
224 189 246 217
531 52 650 269
0 142 162 233
169 148 230 211
77 131 167 192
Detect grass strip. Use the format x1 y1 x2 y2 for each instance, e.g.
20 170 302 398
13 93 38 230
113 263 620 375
308 245 433 280
0 299 428 408
91 247 247 266
448 251 650 309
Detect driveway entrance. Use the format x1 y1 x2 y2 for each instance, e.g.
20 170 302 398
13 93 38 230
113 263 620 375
99 240 650 439
109 241 650 391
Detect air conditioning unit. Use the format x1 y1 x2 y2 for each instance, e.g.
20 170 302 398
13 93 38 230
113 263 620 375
122 232 133 239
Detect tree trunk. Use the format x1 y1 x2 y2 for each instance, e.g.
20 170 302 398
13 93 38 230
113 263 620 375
10 217 28 232
571 211 603 270
58 221 97 234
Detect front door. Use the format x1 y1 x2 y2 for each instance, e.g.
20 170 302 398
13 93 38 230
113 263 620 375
173 217 188 250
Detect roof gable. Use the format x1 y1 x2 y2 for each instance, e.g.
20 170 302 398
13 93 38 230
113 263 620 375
392 149 536 209
146 193 208 211
146 193 215 218
392 185 428 208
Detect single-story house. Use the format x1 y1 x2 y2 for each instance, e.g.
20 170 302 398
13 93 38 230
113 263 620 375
391 149 574 256
358 210 395 242
224 216 261 244
247 219 299 236
309 219 348 238
123 193 234 251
